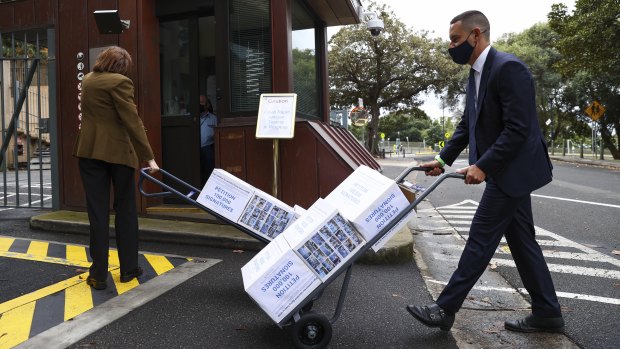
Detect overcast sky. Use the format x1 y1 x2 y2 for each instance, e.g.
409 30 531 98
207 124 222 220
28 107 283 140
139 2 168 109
327 0 576 118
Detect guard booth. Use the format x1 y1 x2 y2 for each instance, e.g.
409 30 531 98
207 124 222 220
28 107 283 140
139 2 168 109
0 0 379 216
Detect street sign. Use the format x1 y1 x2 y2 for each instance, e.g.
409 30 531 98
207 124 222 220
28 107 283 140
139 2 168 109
585 101 605 121
438 141 445 148
380 132 385 140
444 132 451 139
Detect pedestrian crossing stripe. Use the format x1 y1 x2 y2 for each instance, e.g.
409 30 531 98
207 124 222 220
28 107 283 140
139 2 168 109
0 236 192 349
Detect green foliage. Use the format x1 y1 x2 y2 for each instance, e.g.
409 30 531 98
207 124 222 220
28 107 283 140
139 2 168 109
548 0 620 158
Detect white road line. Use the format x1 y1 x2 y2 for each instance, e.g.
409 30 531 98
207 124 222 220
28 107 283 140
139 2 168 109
491 258 620 280
531 194 620 209
437 200 479 208
496 249 618 265
438 210 477 214
426 279 620 305
442 215 475 219
534 227 620 268
448 220 473 225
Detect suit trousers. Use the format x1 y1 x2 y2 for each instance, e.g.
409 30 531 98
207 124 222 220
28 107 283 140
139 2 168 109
436 181 562 318
78 158 139 281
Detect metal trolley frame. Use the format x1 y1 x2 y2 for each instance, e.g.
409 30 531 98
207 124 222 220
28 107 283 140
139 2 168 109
138 166 464 348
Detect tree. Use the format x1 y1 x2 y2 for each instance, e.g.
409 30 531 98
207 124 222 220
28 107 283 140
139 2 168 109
548 0 620 158
493 24 594 149
328 2 461 155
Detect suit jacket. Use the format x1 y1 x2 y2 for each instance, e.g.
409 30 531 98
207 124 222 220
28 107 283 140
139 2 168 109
73 72 154 169
440 47 553 197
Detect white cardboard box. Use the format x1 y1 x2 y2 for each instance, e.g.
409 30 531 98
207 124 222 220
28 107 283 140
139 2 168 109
197 169 298 241
283 199 365 281
325 165 416 251
241 235 321 323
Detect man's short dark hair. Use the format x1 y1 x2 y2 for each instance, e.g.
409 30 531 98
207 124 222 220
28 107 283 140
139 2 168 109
451 10 490 39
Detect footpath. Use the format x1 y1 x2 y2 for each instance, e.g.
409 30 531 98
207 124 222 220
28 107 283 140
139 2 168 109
28 153 617 348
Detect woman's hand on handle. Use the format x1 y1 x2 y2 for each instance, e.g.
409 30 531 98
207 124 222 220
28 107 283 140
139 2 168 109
147 159 160 174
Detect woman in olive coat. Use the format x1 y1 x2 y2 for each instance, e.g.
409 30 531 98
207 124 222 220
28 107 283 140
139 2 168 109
73 46 159 290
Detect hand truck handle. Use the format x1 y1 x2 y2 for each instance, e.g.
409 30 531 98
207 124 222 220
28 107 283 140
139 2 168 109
138 167 201 199
395 165 445 183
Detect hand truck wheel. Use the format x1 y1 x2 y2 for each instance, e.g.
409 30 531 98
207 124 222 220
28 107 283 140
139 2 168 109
290 311 332 349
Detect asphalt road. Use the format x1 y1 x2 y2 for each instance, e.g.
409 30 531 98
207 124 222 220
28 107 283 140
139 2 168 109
409 154 620 349
0 209 458 348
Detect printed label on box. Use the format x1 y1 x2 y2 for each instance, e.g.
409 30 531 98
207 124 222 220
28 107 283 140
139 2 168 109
196 169 253 222
242 235 320 323
326 165 411 243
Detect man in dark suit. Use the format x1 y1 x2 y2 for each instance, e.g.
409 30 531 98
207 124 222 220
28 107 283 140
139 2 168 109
407 10 564 333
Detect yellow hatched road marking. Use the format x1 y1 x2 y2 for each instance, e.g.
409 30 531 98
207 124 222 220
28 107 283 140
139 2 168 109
0 236 15 252
26 240 49 257
64 279 94 321
111 269 139 295
0 301 36 348
0 251 92 268
0 273 89 314
109 249 120 266
145 254 175 275
66 244 88 263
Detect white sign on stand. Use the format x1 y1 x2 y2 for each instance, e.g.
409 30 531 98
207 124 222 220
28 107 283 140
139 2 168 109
256 93 297 139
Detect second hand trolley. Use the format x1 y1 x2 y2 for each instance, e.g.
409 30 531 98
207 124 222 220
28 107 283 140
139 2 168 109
138 168 271 245
139 166 464 348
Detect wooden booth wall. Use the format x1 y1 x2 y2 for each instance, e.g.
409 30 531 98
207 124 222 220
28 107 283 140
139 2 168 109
54 0 161 211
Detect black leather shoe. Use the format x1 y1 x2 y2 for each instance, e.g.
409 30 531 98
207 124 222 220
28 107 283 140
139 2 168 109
505 314 565 333
406 303 455 331
120 266 143 283
86 276 107 290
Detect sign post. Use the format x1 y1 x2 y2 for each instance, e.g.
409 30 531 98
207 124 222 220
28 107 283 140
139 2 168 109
256 93 297 198
585 101 606 160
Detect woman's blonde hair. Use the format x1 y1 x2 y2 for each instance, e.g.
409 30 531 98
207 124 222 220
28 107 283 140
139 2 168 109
92 46 132 76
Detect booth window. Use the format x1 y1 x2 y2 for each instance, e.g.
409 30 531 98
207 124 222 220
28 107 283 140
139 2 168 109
229 0 272 112
160 19 191 116
292 0 319 118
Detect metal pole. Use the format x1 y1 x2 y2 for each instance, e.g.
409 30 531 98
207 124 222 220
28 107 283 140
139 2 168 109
272 139 280 198
599 122 604 160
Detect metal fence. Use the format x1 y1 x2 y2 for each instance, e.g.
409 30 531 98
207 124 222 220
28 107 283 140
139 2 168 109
1 29 52 208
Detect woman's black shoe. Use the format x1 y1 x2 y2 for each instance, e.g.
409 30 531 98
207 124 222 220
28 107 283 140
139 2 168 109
120 266 143 283
86 276 107 290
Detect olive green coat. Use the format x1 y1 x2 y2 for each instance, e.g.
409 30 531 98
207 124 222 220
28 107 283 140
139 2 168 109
73 72 154 169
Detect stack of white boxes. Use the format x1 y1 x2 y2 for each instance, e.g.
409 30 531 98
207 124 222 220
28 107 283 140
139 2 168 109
197 169 298 241
241 165 417 323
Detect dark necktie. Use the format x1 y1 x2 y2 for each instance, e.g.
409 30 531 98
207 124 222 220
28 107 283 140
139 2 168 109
468 68 477 164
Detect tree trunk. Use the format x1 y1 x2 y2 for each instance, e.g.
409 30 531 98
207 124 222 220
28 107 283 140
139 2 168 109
366 106 381 156
600 120 620 159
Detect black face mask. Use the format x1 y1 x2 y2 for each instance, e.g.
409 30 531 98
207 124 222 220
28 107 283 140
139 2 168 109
448 30 475 65
199 105 206 113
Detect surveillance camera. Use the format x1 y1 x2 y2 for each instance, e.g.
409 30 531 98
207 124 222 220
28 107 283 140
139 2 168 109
367 18 384 36
358 8 384 37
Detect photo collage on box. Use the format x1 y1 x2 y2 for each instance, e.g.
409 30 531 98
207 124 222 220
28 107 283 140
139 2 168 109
296 213 364 280
239 194 295 240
